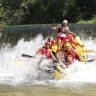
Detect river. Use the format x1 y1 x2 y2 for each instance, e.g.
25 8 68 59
0 34 96 96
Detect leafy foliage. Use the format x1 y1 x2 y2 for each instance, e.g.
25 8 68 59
77 16 96 24
0 0 96 25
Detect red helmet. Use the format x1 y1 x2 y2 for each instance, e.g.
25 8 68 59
64 38 69 42
45 41 50 45
67 34 73 39
51 40 56 44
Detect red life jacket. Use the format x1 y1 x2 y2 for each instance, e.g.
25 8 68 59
42 47 51 58
67 50 77 60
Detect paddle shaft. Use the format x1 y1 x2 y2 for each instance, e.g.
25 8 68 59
48 18 55 42
22 54 36 58
81 50 96 53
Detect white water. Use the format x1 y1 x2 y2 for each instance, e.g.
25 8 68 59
0 34 96 85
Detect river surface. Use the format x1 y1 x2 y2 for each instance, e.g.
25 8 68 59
0 34 96 96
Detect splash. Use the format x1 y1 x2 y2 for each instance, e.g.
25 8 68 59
0 34 96 85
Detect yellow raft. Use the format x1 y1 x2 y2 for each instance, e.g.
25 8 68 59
74 36 87 63
53 36 87 79
53 65 65 79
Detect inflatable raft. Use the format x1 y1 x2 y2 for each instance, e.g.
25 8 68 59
74 36 86 63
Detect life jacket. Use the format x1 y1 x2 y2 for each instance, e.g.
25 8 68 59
63 50 76 65
58 24 68 34
42 47 51 58
51 45 58 53
67 50 76 60
63 43 73 50
63 43 75 61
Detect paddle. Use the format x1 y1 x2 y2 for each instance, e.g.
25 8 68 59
81 50 96 53
22 54 36 58
14 61 26 65
86 59 96 62
47 18 55 42
14 54 36 64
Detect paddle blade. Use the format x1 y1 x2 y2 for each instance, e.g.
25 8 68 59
87 59 96 62
14 61 26 65
82 50 96 53
22 54 36 58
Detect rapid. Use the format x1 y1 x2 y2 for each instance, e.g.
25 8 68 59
0 34 96 96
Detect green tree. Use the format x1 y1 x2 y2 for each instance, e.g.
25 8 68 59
75 0 96 20
0 0 96 25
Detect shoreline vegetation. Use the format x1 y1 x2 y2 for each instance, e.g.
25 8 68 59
77 16 96 24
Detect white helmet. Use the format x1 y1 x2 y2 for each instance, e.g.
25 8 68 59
63 20 68 24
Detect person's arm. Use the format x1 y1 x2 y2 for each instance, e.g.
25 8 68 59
66 27 76 36
36 48 42 54
73 49 82 61
67 29 76 36
51 24 60 30
71 43 77 50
